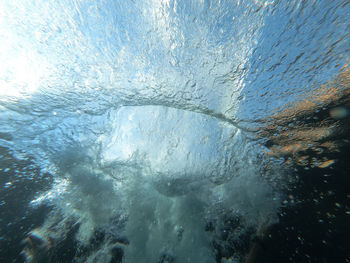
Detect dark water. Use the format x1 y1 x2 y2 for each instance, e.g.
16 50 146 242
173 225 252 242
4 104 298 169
261 138 350 262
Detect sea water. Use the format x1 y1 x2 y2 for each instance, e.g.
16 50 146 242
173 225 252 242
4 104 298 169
0 1 349 262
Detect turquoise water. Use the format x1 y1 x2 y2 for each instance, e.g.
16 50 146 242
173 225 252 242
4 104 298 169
0 1 349 262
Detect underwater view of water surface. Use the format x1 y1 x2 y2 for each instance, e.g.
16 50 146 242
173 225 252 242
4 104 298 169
0 0 349 262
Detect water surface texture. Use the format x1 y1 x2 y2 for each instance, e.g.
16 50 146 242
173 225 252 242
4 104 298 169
0 1 349 262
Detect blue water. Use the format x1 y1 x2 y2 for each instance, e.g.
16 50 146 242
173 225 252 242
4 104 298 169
0 1 349 262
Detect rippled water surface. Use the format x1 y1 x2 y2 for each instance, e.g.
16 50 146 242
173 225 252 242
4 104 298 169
0 1 349 262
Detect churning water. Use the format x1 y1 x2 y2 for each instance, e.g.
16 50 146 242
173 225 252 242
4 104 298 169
0 1 349 262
